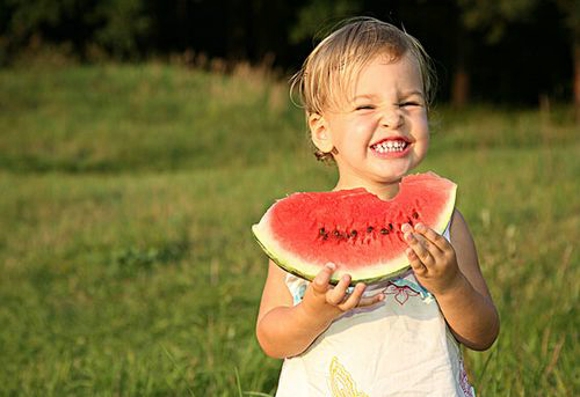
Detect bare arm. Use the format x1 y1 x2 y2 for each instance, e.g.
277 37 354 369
403 210 500 350
256 261 383 359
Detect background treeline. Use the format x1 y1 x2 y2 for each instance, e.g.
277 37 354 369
1 0 579 109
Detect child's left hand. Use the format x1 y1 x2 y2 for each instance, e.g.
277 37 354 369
401 222 464 296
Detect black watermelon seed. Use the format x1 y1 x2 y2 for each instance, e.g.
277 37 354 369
380 228 389 235
319 227 326 235
333 230 341 237
367 226 374 233
350 230 358 237
412 211 419 219
388 223 394 231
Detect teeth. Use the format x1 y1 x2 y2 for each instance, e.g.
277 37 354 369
373 140 407 153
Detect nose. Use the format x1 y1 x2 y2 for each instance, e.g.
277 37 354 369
380 106 403 129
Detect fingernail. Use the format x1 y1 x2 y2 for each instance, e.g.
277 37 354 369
416 223 426 231
325 262 336 270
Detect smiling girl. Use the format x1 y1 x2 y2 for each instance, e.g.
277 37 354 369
255 17 499 396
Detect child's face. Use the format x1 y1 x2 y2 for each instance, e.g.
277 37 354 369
310 53 429 190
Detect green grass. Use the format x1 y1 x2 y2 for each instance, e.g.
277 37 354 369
0 64 578 396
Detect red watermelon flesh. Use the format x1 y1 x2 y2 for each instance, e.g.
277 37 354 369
252 172 457 285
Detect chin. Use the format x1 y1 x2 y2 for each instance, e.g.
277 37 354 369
373 174 406 185
376 167 414 182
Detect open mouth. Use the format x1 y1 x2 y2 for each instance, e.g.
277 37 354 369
371 139 410 154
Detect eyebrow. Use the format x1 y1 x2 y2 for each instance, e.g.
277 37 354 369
353 90 425 101
401 90 425 98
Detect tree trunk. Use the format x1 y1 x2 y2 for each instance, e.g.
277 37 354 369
573 34 580 124
451 21 471 108
452 67 470 108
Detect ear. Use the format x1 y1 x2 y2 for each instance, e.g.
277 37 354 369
308 112 334 154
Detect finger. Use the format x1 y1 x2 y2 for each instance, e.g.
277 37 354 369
413 233 431 249
311 263 335 294
401 223 413 234
406 247 427 274
326 274 352 305
404 230 433 266
403 223 430 250
337 282 366 310
413 233 444 262
414 223 449 253
356 290 385 308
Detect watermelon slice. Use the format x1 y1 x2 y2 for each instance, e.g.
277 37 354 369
252 172 457 285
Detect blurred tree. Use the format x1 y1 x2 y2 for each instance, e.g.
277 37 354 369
0 0 91 62
91 0 151 59
553 0 580 123
0 0 151 63
455 0 540 107
450 21 471 108
145 0 303 68
459 0 540 43
290 0 362 44
0 0 574 109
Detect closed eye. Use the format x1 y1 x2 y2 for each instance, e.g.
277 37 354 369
399 101 422 108
355 104 375 111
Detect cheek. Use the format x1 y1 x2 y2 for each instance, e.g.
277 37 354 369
423 129 430 146
329 121 364 146
416 117 430 143
419 133 430 152
414 124 430 156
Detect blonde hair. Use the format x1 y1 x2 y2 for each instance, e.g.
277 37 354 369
290 16 436 162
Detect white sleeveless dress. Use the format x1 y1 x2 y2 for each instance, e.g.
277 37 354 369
274 227 476 397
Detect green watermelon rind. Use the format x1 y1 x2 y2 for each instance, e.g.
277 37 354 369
252 173 457 286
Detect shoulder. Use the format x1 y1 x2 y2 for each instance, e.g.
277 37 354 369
450 208 467 229
449 209 474 249
448 209 477 267
449 209 493 299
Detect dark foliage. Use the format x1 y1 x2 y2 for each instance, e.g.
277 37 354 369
0 0 574 104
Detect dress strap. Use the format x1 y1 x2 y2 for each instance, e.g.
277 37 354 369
442 216 452 241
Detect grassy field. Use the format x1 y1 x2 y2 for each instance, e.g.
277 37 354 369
0 64 578 396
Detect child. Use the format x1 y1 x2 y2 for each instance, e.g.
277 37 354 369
256 16 499 396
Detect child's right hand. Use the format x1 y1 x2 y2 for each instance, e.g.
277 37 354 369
301 263 384 321
256 261 384 358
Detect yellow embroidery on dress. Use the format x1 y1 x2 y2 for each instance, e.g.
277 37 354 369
329 356 369 397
